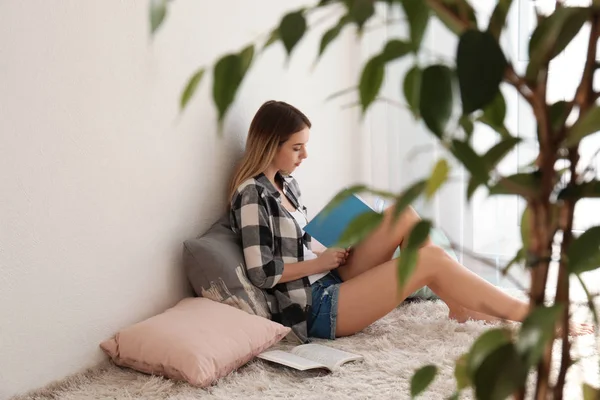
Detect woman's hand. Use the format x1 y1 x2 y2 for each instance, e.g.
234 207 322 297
342 247 352 265
317 248 349 271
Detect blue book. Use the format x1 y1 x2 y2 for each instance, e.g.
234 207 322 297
304 194 378 248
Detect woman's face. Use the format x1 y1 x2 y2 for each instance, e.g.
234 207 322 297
272 127 310 174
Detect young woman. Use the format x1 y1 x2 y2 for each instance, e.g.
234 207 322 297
229 100 593 343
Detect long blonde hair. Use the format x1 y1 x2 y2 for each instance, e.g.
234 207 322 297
228 100 311 203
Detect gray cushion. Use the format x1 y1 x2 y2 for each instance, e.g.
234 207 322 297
183 214 271 318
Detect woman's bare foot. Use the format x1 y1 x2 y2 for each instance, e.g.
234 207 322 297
448 307 503 324
449 307 594 335
447 302 594 335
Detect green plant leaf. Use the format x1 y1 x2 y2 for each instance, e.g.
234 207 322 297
488 172 542 198
479 91 507 131
240 45 255 76
323 185 397 217
407 220 432 249
420 65 453 138
393 180 427 219
411 364 438 398
401 0 430 51
180 68 205 111
337 211 384 247
520 207 531 252
466 177 479 200
364 188 399 200
425 0 476 35
454 353 470 390
263 28 280 51
527 7 589 83
397 248 419 291
359 56 385 112
502 248 524 276
457 30 507 114
467 328 512 377
568 226 600 274
478 119 511 139
398 220 432 291
564 106 600 148
450 140 489 184
381 39 413 62
348 0 375 31
516 304 562 367
558 180 600 200
549 100 571 135
149 0 167 35
447 394 459 400
460 114 474 140
487 0 514 41
325 184 370 213
279 11 307 56
403 65 422 119
473 343 528 400
482 136 521 172
529 7 588 60
583 383 600 400
478 118 511 138
213 54 243 125
426 159 450 199
319 16 349 58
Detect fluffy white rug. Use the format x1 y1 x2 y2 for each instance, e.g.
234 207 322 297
13 295 600 400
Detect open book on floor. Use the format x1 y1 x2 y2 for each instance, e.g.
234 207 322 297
257 343 363 372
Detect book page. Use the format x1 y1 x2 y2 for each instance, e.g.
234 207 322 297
256 350 327 371
291 344 363 371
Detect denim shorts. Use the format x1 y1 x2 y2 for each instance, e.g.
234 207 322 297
307 270 343 340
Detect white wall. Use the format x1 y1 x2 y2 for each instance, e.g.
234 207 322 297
0 1 362 398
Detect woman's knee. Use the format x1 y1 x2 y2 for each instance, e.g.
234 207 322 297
422 244 451 260
384 204 420 224
383 205 423 246
417 245 449 276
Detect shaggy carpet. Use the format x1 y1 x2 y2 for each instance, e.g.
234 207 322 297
13 293 600 400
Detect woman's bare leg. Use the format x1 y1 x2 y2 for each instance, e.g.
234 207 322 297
336 205 430 282
336 244 594 336
334 205 500 323
335 245 531 337
333 204 496 321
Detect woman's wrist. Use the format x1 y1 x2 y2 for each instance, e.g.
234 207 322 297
307 258 323 274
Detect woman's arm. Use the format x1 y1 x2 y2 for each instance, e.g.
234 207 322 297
278 248 347 283
278 259 323 283
311 240 327 257
233 187 285 289
233 184 347 287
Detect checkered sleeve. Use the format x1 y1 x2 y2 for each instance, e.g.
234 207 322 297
233 185 284 289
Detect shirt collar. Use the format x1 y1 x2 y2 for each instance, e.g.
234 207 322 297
254 172 296 205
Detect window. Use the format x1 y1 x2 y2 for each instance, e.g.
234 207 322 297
468 0 600 286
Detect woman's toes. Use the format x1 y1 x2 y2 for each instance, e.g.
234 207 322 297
448 309 468 323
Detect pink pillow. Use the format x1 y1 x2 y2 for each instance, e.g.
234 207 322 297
100 297 290 387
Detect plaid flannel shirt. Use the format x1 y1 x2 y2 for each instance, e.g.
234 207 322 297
230 172 312 343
